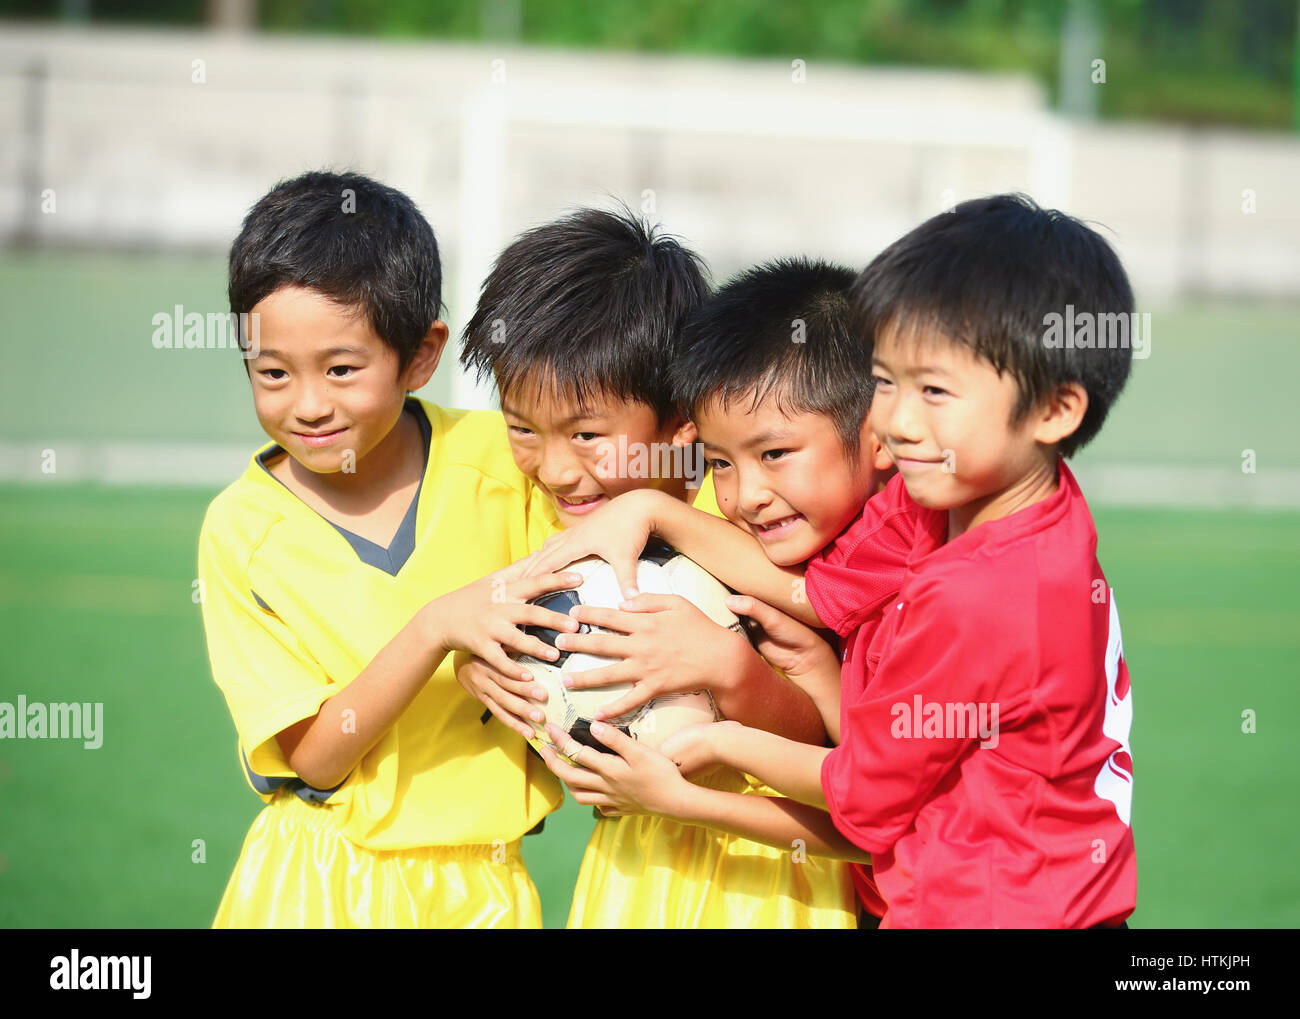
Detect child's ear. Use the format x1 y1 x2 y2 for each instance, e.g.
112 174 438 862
864 431 897 493
870 432 894 472
669 417 699 447
858 417 893 472
1033 382 1088 447
403 320 449 390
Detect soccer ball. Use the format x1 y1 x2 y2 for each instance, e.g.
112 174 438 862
514 539 745 760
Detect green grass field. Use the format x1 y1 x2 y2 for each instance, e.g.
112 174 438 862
0 484 1296 928
1 251 1298 929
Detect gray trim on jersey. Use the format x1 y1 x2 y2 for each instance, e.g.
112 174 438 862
241 747 344 804
255 398 432 577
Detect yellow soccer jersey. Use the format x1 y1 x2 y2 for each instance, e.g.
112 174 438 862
197 399 562 851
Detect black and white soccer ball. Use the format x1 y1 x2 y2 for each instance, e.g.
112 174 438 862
514 539 747 760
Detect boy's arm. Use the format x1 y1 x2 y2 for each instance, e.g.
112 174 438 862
525 489 823 627
280 567 587 789
535 725 868 863
700 634 827 747
674 721 832 809
652 493 820 626
640 780 864 862
725 594 844 742
276 606 446 789
200 520 582 792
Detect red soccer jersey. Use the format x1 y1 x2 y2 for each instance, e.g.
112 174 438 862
807 460 1136 928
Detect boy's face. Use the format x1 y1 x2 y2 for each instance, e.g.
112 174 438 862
695 392 882 567
502 384 697 528
245 286 443 474
868 323 1050 526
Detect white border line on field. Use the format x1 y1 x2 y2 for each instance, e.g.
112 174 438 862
0 441 252 487
2 441 1299 510
1067 462 1300 511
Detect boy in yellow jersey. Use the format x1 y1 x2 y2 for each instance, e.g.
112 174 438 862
197 171 584 928
454 208 858 928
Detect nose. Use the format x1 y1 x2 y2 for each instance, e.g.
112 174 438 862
536 439 585 493
875 388 923 449
735 465 773 519
292 377 333 425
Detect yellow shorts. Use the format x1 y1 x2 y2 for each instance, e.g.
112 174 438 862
212 788 543 929
566 771 858 929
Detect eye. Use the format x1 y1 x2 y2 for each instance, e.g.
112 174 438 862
327 365 358 379
507 425 534 437
706 457 731 471
923 385 951 398
761 449 790 462
871 374 894 389
259 368 287 381
573 432 601 443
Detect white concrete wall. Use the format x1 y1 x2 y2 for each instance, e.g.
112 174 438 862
1 23 1297 310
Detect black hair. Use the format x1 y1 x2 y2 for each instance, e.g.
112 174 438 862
459 205 710 424
228 170 442 373
671 257 870 462
852 193 1134 457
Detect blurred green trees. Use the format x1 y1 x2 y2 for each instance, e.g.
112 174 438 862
3 0 1295 128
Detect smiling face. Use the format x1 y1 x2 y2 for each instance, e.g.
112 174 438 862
245 286 443 477
868 321 1069 538
502 381 697 528
695 390 883 567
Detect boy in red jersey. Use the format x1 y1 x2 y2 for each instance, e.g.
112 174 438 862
529 194 1137 928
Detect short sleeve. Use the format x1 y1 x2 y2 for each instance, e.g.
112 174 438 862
197 510 338 783
804 476 917 637
821 575 1034 853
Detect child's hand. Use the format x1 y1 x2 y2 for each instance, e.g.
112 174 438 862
536 721 689 818
557 593 747 720
659 720 742 780
425 568 583 682
723 594 841 691
453 651 548 740
521 489 661 600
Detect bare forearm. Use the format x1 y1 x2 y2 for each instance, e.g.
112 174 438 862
290 606 445 789
784 664 843 744
669 782 868 863
715 724 831 809
712 640 827 747
650 494 823 627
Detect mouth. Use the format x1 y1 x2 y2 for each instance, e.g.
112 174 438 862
554 493 607 515
294 427 347 448
893 455 942 470
750 513 803 541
